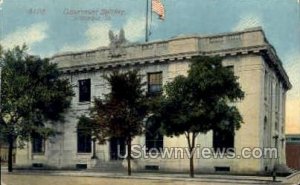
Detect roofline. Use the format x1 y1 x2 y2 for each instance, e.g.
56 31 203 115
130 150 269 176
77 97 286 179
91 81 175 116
51 27 265 59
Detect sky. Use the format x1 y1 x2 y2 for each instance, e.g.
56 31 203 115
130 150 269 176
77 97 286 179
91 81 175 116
0 0 299 133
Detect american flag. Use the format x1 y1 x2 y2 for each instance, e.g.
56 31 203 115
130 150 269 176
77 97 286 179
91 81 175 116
152 0 165 20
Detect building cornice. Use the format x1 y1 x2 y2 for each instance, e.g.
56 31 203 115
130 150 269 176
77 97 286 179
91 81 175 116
52 27 291 90
58 45 266 73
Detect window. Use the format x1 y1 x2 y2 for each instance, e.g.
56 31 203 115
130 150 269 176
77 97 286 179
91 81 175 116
32 133 45 154
275 83 280 111
270 79 273 104
145 120 163 153
264 71 268 100
213 127 234 152
147 72 162 95
110 137 126 160
264 117 267 130
77 123 92 153
79 79 91 102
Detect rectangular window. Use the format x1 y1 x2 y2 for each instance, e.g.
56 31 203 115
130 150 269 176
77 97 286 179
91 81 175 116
32 133 45 154
77 127 92 153
145 118 163 153
264 71 268 100
79 79 91 102
275 83 280 111
147 72 163 96
213 127 234 152
145 132 163 153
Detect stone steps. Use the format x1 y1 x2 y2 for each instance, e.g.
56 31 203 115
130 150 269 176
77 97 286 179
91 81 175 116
90 160 124 171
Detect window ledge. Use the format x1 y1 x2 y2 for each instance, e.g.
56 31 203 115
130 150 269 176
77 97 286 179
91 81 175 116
78 102 91 106
32 153 45 155
76 152 92 155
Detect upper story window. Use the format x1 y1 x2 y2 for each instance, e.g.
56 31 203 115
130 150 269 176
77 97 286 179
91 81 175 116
79 79 91 102
32 132 45 154
147 72 162 96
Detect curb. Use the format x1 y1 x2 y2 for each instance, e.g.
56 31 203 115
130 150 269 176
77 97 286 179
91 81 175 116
2 170 281 184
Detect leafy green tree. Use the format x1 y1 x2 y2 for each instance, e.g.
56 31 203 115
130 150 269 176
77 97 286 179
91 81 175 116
0 45 74 172
152 56 244 177
78 70 148 176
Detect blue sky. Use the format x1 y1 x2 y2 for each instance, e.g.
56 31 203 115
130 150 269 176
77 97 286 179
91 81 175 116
0 0 300 133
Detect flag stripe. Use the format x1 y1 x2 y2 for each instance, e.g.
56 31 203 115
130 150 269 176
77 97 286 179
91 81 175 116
152 0 165 20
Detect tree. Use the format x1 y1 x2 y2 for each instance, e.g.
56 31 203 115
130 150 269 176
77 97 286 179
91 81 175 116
152 56 244 177
0 45 74 172
78 70 148 176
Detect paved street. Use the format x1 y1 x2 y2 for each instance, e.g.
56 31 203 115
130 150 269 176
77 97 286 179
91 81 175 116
1 173 273 185
3 174 260 185
1 170 294 185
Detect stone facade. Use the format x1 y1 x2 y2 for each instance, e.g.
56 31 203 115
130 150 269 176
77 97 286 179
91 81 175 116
15 27 291 174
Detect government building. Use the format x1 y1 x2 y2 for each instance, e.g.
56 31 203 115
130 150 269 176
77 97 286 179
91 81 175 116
15 27 292 174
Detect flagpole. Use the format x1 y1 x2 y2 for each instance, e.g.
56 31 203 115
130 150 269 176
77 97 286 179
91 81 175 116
149 0 153 36
145 0 149 42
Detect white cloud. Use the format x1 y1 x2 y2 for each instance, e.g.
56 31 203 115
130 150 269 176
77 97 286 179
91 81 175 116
1 22 49 50
124 16 146 41
60 15 146 52
61 22 112 52
232 14 263 31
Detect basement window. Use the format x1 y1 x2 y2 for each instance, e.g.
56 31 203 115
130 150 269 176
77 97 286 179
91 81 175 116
215 166 230 172
76 164 87 169
145 165 159 171
32 163 44 168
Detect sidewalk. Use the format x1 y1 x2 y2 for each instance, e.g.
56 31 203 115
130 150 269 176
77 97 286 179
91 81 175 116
284 171 300 185
1 169 292 184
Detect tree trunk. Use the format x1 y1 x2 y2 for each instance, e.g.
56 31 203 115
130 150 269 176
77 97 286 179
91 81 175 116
186 132 196 178
8 134 14 172
189 153 194 178
127 139 132 176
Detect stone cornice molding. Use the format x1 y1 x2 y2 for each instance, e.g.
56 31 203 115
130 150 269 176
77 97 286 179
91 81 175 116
53 27 291 90
58 45 268 72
